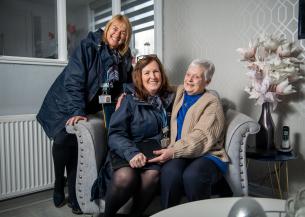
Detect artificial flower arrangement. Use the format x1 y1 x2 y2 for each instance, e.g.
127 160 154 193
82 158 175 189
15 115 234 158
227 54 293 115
237 34 304 108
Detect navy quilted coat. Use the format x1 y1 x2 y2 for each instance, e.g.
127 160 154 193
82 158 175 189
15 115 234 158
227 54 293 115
37 29 133 139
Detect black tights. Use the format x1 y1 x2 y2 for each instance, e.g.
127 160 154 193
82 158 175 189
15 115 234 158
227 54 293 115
104 167 159 217
52 129 79 207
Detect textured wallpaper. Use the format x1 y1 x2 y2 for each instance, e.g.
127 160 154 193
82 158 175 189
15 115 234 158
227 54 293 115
237 0 304 47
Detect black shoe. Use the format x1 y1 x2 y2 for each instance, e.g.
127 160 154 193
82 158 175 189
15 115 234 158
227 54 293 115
53 192 65 208
71 206 83 215
70 199 83 215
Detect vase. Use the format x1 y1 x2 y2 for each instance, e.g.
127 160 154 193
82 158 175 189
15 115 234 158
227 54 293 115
256 102 276 154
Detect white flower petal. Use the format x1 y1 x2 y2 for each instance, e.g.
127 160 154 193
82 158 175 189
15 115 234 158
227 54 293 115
276 79 289 93
239 34 303 105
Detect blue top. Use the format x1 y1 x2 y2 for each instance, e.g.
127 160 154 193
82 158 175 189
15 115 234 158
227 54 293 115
176 92 203 140
176 91 228 174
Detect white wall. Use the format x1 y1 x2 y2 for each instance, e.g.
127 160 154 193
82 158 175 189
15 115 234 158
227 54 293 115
0 63 62 115
163 0 305 195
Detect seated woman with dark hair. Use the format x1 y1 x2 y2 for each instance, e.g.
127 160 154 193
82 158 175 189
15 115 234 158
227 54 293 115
103 55 174 217
149 58 229 209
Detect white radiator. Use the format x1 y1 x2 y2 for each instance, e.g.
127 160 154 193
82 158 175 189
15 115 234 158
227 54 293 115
0 114 54 200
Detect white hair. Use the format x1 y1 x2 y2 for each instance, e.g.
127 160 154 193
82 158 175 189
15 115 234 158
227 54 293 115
189 58 215 81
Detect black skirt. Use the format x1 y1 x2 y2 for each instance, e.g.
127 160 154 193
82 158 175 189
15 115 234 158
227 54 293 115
110 139 161 171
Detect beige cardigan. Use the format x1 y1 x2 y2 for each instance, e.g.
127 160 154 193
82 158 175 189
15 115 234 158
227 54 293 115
168 85 229 162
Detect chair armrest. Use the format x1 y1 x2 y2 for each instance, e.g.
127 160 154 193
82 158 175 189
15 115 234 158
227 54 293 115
66 112 107 213
224 109 260 196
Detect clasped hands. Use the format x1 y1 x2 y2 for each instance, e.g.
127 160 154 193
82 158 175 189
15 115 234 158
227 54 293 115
129 147 174 168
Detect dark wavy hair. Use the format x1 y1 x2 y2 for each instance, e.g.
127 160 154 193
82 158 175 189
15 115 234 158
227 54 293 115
132 55 172 101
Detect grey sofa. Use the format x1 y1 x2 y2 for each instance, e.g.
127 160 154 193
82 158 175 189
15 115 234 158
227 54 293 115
66 108 260 214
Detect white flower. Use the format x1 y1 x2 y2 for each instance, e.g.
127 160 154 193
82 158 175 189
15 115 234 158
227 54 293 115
262 34 286 52
236 48 256 61
237 34 304 106
277 42 304 57
276 79 296 95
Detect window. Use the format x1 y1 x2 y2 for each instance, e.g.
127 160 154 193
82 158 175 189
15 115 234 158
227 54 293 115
0 0 57 59
66 0 97 57
90 0 112 31
122 0 155 57
0 0 162 65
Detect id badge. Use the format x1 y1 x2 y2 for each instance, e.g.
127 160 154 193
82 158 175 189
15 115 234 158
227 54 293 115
99 94 111 104
161 137 170 148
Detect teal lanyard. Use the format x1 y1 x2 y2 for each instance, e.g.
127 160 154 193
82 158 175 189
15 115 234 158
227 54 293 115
160 108 169 138
160 108 168 129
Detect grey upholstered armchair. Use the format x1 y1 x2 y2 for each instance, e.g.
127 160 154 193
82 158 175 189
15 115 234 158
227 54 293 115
66 108 260 214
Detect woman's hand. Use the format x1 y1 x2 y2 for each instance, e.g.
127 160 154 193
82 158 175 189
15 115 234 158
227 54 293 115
66 115 87 126
148 148 175 164
129 153 147 168
115 93 127 110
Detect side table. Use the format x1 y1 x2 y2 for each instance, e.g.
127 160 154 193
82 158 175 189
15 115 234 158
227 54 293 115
246 148 297 199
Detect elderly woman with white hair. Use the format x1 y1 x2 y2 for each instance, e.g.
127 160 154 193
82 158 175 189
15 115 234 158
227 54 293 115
149 58 230 208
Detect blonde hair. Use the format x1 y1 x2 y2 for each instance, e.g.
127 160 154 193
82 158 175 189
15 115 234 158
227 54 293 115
102 14 132 55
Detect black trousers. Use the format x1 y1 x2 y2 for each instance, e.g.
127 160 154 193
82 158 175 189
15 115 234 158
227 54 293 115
160 157 222 208
52 129 78 206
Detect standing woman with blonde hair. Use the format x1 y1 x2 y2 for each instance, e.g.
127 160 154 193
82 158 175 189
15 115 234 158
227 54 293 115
37 14 133 214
